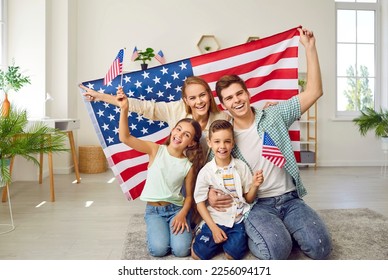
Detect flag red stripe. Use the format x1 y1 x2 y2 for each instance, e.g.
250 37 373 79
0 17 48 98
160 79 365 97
197 47 298 83
111 149 144 165
120 162 149 183
111 137 167 164
294 151 301 163
128 181 145 201
250 89 299 103
245 68 299 89
288 130 300 142
190 27 299 67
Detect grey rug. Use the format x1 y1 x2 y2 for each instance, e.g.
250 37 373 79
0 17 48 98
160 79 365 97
121 208 388 260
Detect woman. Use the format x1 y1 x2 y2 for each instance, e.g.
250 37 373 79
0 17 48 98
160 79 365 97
80 76 230 156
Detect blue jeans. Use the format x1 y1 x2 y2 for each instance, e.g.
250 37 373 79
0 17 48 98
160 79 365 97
144 203 192 257
244 191 332 260
193 222 247 260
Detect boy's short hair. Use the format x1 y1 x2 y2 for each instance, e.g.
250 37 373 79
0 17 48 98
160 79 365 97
208 120 234 139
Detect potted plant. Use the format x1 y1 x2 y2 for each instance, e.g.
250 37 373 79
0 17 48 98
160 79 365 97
353 107 388 151
298 79 306 92
0 61 31 117
0 104 68 186
134 47 155 70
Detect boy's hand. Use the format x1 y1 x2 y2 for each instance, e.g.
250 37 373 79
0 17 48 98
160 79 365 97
253 169 264 187
210 226 228 244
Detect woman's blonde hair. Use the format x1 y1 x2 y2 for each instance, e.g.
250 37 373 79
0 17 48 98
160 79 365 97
182 76 220 115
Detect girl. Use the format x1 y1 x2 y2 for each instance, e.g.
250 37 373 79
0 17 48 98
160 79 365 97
117 91 204 258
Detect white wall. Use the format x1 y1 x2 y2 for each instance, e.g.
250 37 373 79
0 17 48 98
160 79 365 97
6 0 388 181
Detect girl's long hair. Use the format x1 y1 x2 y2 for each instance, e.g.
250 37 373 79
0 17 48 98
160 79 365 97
164 118 205 177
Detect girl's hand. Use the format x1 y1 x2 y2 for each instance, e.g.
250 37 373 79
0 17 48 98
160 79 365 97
211 226 228 244
171 212 189 234
116 88 128 110
116 86 125 97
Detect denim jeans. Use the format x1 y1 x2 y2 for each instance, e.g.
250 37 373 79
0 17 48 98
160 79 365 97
244 191 332 260
193 222 247 260
144 203 192 257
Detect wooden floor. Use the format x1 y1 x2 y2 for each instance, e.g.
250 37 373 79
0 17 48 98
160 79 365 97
0 166 387 260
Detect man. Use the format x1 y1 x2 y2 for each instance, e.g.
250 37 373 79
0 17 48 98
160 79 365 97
209 28 332 260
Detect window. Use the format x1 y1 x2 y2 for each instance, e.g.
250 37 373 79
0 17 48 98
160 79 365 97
335 0 380 117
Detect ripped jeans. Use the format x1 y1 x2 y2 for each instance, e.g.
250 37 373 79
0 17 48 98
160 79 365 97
244 191 332 260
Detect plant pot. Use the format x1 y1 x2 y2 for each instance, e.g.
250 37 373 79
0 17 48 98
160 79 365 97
141 64 148 70
381 137 388 152
1 93 10 117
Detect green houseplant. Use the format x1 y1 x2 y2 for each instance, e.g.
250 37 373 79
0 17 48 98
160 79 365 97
353 107 388 151
0 61 31 117
134 47 155 70
0 104 68 186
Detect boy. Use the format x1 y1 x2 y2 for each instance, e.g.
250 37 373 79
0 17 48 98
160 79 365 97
191 120 263 260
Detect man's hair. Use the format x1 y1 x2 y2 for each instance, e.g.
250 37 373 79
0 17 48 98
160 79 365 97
208 119 234 140
215 74 248 104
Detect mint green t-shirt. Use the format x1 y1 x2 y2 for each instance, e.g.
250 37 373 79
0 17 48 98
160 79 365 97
140 145 192 206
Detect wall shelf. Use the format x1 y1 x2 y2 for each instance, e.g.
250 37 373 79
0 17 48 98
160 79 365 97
197 35 220 54
299 101 318 168
246 36 260 42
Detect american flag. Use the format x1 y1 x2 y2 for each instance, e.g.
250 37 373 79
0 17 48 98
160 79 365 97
80 27 301 201
131 46 139 61
103 49 124 86
155 50 166 64
262 132 286 168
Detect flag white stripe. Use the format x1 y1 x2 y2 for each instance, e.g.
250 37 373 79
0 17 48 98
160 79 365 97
103 127 170 157
193 37 299 76
119 171 148 193
115 154 149 174
206 57 298 90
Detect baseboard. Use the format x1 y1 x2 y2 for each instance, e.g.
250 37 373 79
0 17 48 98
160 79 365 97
317 160 384 167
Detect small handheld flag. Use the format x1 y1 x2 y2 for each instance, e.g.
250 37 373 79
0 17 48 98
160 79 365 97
131 46 139 61
155 50 166 64
262 132 286 168
103 49 124 86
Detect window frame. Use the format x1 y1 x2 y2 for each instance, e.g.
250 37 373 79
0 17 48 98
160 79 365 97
335 0 380 119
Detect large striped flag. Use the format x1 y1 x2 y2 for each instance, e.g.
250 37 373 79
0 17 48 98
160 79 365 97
80 26 301 201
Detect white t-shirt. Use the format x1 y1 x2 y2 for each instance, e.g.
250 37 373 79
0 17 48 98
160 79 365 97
233 122 295 198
